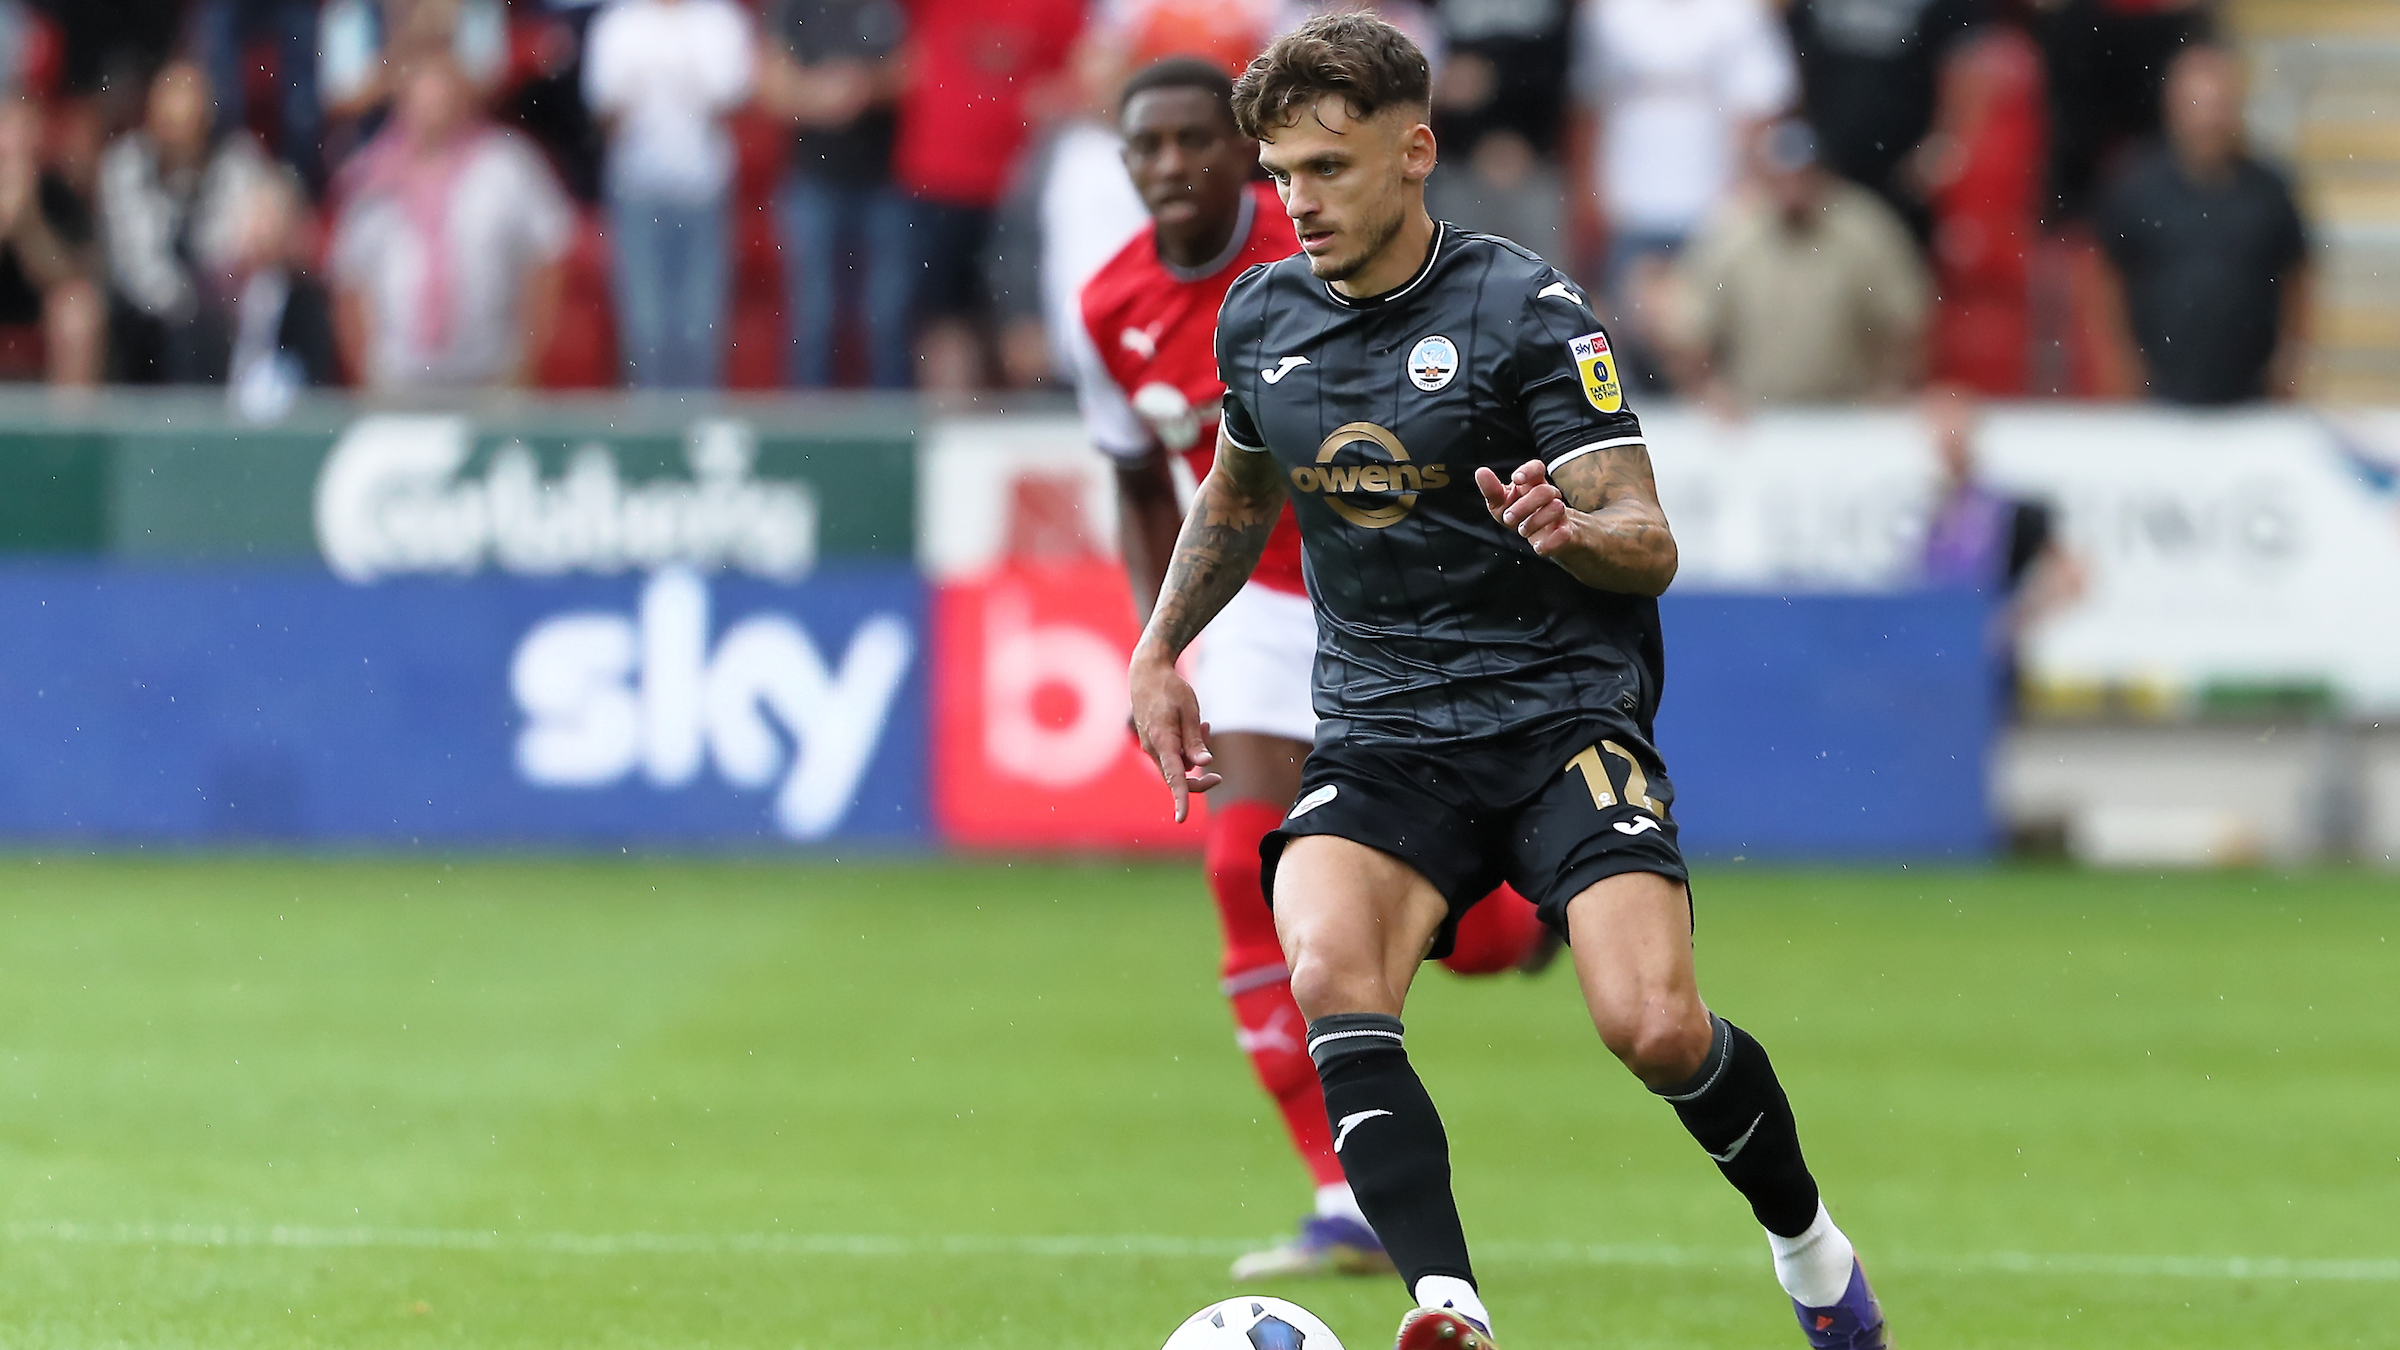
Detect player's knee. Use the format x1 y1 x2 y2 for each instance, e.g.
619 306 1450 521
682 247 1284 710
1285 948 1389 1022
1284 955 1350 1022
1598 1005 1713 1086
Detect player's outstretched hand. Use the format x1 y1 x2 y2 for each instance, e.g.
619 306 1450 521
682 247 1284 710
1477 460 1577 557
1128 648 1222 823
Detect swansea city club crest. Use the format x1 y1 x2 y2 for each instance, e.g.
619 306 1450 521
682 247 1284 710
1407 335 1459 391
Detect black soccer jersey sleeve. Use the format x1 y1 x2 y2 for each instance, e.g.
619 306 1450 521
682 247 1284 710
1221 386 1265 451
1508 274 1646 474
1215 264 1269 452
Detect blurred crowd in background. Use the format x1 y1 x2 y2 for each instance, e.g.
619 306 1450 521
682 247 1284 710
0 0 2306 408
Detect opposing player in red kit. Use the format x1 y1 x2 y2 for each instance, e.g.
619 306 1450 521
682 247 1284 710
1070 56 1557 1281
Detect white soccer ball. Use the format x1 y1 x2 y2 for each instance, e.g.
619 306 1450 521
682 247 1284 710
1161 1296 1345 1350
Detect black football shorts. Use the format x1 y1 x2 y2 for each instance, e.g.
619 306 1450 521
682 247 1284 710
1260 718 1689 959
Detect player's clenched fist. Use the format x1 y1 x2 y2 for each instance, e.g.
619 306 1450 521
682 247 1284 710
1476 461 1577 556
1128 647 1224 823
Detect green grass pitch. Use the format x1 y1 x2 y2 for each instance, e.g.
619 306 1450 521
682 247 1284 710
0 855 2392 1349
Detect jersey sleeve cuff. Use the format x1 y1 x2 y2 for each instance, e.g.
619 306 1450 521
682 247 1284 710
1222 424 1269 453
1545 436 1646 474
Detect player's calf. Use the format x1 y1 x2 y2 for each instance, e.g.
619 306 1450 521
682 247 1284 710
1305 1013 1488 1330
1652 1014 1883 1345
1563 874 1877 1341
1650 1014 1820 1237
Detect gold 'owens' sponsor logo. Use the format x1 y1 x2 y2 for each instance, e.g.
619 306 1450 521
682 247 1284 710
1287 421 1449 529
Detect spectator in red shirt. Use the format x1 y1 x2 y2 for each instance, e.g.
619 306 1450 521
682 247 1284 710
891 0 1085 390
1917 27 2046 395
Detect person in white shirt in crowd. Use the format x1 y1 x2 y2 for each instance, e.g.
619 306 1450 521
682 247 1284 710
1569 0 1796 391
331 49 574 390
98 58 277 384
582 0 755 389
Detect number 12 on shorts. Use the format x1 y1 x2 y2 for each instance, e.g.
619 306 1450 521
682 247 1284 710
1566 742 1664 816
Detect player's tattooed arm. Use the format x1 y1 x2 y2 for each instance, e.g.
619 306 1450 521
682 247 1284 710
1127 430 1288 821
1474 446 1679 596
1138 435 1287 657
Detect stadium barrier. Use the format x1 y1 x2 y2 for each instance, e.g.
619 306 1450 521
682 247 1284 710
1 392 2395 859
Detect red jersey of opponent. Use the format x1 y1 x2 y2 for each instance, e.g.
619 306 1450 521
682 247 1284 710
1072 182 1306 596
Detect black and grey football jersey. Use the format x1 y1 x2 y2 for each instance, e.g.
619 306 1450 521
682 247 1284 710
1216 224 1665 745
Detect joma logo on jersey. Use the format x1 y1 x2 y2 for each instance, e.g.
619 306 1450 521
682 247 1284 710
1289 421 1448 529
1569 331 1623 413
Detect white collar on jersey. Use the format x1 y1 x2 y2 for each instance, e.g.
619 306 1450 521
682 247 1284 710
1322 221 1447 309
1158 187 1258 284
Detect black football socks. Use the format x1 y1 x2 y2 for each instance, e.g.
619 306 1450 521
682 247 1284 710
1651 1013 1822 1238
1304 1013 1476 1290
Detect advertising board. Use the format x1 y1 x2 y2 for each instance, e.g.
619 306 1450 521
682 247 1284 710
915 414 1203 848
0 395 918 572
1641 406 2400 714
1657 592 1996 858
0 399 929 847
930 560 1206 849
0 394 2390 857
0 563 927 845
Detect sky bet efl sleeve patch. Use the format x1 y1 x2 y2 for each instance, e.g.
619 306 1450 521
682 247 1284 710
1568 331 1623 413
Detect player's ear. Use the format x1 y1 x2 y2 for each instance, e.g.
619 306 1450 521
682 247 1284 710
1398 116 1437 184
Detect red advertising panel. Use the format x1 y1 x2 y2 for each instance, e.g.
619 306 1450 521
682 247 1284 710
932 559 1208 849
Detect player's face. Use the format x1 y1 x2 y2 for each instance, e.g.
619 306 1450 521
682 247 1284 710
1257 95 1434 283
1120 88 1254 242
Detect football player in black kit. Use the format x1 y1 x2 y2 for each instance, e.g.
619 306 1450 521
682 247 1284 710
1125 14 1888 1350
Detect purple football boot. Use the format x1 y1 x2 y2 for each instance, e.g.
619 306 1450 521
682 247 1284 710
1793 1258 1887 1349
1229 1214 1397 1280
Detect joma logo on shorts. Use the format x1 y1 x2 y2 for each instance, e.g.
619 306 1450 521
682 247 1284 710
1290 421 1449 529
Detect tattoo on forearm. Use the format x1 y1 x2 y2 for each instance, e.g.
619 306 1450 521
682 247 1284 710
1549 445 1678 594
1143 445 1285 656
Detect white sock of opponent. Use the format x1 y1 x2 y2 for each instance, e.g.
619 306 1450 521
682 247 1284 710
1767 1201 1857 1307
1314 1181 1369 1227
1412 1275 1492 1333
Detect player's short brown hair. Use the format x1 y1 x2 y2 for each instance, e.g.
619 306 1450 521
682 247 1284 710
1230 12 1432 139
